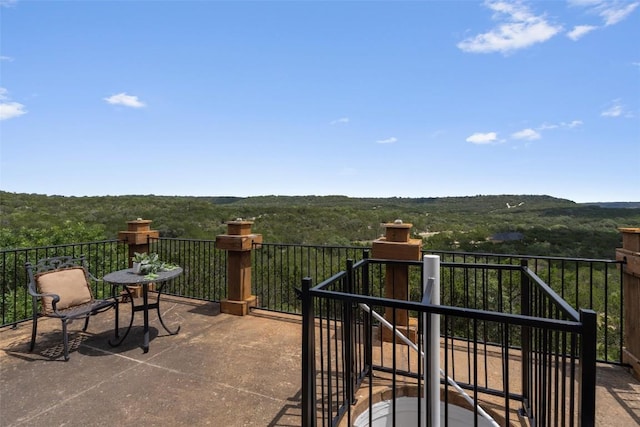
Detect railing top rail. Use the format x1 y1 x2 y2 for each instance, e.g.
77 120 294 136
524 266 580 321
368 257 536 272
312 287 585 333
427 249 622 264
360 258 582 319
255 242 365 250
441 261 522 271
311 270 348 292
0 239 120 255
154 237 217 243
312 257 586 327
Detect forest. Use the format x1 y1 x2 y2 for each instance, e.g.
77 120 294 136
1 191 639 259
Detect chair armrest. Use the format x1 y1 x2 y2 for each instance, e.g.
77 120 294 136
28 286 62 312
87 271 102 283
27 283 60 303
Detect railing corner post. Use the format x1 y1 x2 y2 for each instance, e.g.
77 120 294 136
520 259 531 415
617 227 640 378
362 255 372 370
301 277 316 427
579 308 597 427
344 259 356 404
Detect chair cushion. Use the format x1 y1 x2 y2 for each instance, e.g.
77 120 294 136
36 267 93 314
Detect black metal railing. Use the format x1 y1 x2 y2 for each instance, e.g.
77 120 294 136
252 243 368 314
150 237 227 302
430 250 624 364
0 240 624 367
0 240 127 327
301 257 597 427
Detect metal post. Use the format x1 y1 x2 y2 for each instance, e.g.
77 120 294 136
345 259 355 405
579 309 597 427
423 255 440 427
520 259 531 417
301 277 316 427
362 250 372 372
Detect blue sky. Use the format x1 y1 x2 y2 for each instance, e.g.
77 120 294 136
1 0 638 202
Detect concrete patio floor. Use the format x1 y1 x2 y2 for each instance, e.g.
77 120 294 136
0 296 303 427
1 295 639 426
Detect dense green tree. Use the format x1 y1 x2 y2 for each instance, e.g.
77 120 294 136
1 191 637 258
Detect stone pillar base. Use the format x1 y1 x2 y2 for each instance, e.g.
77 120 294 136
623 347 640 381
221 296 257 316
381 317 419 344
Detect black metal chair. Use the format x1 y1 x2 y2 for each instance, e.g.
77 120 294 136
26 256 119 361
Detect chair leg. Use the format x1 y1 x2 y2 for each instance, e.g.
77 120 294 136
30 313 38 352
82 315 90 332
62 320 70 361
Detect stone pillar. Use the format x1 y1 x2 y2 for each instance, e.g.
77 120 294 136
371 220 422 342
117 219 160 267
616 227 640 380
216 220 263 316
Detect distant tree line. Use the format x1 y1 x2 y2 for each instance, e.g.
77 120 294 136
1 191 638 259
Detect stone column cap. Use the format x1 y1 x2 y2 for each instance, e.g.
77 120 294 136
619 227 640 233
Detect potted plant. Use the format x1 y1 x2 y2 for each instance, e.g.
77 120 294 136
132 252 177 278
132 252 145 274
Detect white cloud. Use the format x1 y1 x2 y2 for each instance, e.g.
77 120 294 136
538 122 558 130
0 0 18 8
104 92 146 108
568 0 604 5
569 0 639 26
376 137 398 144
0 102 26 120
511 128 541 140
538 120 583 130
599 2 639 25
567 25 598 40
601 99 625 117
461 1 637 52
0 87 27 120
0 55 14 62
600 99 634 117
330 117 350 125
457 0 563 54
466 132 498 144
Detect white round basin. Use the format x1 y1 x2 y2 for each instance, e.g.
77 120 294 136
353 397 495 427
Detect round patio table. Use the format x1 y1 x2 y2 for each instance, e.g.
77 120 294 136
103 267 183 353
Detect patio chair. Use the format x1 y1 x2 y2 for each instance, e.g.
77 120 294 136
26 256 119 361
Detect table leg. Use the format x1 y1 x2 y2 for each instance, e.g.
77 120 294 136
156 283 180 336
109 286 134 347
142 282 150 353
